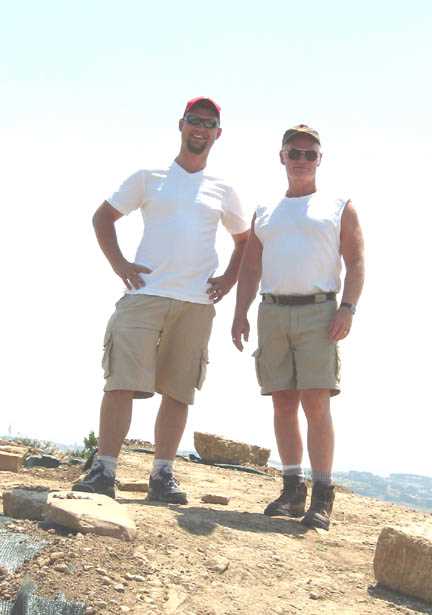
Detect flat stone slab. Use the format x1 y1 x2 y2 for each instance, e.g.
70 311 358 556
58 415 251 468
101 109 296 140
117 479 148 492
374 524 432 603
0 451 24 472
44 491 137 541
3 487 51 520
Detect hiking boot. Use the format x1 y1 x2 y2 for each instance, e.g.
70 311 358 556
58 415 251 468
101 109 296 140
72 461 116 499
264 475 307 517
302 482 335 531
148 469 188 505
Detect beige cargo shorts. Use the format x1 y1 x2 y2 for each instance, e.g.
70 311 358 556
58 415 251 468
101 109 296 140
254 298 341 397
102 294 216 405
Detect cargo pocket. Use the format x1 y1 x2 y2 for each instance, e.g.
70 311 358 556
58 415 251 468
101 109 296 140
102 327 113 379
196 351 209 390
252 348 263 386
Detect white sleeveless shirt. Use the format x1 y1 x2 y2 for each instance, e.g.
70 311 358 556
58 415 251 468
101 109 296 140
254 192 348 295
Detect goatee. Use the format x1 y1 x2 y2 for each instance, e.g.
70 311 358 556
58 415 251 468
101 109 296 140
186 140 207 155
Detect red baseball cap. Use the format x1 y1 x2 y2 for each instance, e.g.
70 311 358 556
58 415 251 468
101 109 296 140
183 97 221 119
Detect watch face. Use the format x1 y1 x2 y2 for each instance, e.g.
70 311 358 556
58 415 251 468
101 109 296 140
341 302 356 314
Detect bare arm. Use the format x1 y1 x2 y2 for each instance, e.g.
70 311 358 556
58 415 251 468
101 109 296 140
93 201 151 290
207 229 250 303
329 201 365 341
231 215 263 350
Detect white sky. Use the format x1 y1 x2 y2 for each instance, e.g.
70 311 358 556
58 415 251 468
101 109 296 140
2 1 432 477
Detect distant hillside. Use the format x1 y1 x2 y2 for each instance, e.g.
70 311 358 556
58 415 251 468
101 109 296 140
331 470 432 513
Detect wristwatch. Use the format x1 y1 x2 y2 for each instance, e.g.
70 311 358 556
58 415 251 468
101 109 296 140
340 302 356 315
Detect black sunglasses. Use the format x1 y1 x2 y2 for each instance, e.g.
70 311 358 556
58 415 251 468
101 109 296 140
184 113 220 129
286 148 319 161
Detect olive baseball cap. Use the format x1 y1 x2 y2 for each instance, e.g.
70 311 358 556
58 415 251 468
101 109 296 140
282 124 320 146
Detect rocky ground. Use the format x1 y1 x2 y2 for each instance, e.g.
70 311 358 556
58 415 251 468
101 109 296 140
1 448 432 615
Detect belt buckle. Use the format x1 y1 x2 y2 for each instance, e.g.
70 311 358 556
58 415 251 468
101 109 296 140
315 293 326 303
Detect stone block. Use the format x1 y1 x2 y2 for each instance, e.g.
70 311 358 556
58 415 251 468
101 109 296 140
374 524 432 603
3 487 51 520
194 432 270 466
0 451 23 472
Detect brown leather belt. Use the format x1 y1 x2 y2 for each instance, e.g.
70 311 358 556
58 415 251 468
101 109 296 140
262 292 336 306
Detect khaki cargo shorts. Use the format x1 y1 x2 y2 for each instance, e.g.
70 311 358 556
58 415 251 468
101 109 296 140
254 298 341 397
102 294 216 405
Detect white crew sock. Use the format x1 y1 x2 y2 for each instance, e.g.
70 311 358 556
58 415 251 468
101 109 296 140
312 469 332 485
282 464 305 480
151 459 174 478
95 455 117 477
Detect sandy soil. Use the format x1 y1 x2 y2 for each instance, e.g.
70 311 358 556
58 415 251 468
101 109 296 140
1 449 432 615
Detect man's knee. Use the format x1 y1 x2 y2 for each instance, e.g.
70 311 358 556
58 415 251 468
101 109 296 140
103 390 135 405
272 390 301 414
301 389 331 419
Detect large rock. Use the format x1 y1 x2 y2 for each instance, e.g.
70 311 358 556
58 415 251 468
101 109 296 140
0 444 28 456
3 487 51 520
0 451 24 472
44 491 137 541
194 432 270 466
374 525 432 603
24 454 61 468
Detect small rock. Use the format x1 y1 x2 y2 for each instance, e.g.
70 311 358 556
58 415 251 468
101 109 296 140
201 494 230 505
205 556 230 573
101 576 112 585
117 480 149 492
113 584 125 593
54 564 69 573
120 607 130 613
132 575 146 582
96 567 108 575
49 551 65 561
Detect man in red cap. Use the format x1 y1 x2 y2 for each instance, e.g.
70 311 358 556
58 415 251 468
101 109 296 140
73 97 249 503
232 125 364 530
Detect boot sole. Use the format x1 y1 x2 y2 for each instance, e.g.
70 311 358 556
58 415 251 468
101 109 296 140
71 484 116 500
301 514 330 531
147 493 188 505
264 508 305 518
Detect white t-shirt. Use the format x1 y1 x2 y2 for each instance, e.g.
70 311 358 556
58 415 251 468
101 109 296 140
254 192 348 295
107 161 249 304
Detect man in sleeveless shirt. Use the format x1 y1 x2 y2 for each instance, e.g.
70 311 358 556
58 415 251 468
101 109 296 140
72 97 250 502
232 125 364 530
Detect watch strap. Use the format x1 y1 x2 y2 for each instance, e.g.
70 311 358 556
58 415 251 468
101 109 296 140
340 302 356 315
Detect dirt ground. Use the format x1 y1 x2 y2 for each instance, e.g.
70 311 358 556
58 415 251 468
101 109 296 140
1 449 432 615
